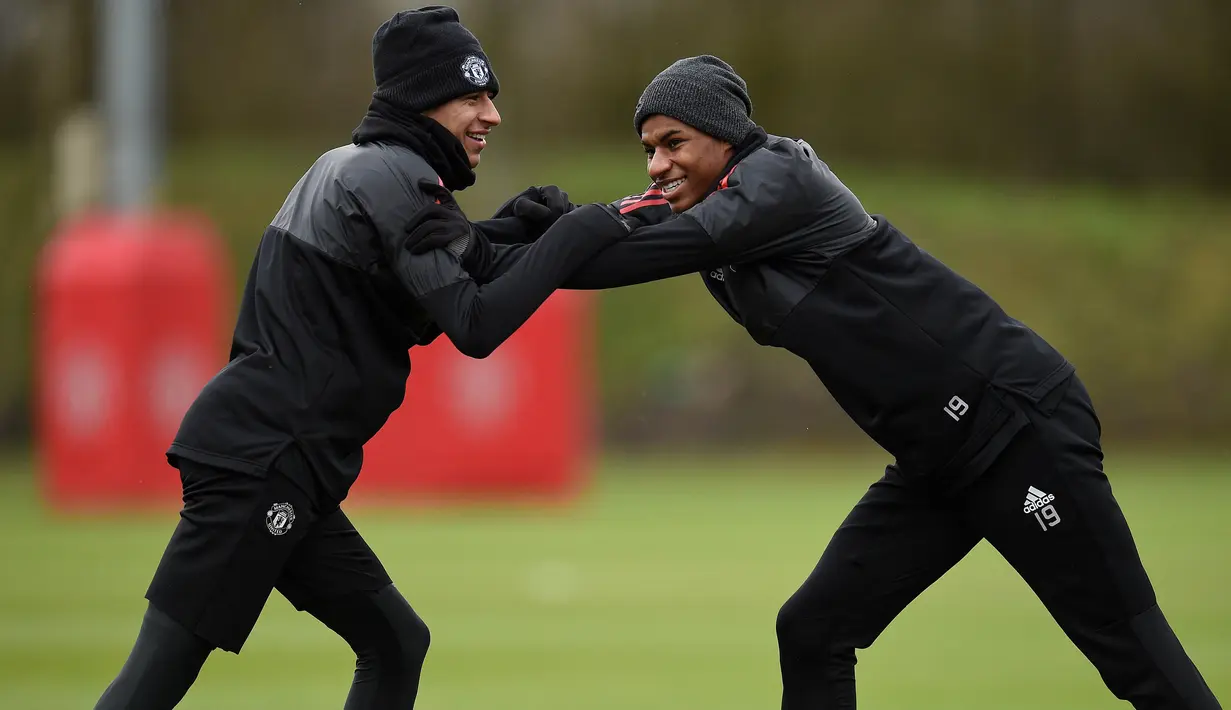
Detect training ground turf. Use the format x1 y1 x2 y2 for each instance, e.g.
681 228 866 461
1 451 1228 709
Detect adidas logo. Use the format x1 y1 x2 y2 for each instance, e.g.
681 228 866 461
1023 486 1055 513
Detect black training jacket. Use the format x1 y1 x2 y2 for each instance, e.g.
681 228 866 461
167 141 626 504
489 132 1074 490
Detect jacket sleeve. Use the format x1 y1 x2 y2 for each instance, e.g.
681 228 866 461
388 204 627 358
476 144 859 290
472 216 537 245
479 206 727 290
686 139 877 262
680 147 817 262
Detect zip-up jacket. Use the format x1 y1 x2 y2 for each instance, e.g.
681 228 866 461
488 132 1074 490
167 141 626 503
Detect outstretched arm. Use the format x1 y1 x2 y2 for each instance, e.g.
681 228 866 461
481 194 730 289
483 145 859 290
471 216 537 245
559 213 726 289
388 203 626 358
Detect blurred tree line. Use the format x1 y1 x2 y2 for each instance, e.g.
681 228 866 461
0 0 1228 450
9 0 1225 185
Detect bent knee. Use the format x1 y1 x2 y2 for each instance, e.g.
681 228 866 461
372 585 430 662
397 606 430 660
776 595 819 644
776 591 853 652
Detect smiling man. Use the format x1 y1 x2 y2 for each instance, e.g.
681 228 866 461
408 54 1222 710
605 56 1223 710
424 86 496 165
89 7 629 710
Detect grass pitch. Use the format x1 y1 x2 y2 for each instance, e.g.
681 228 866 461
1 451 1227 709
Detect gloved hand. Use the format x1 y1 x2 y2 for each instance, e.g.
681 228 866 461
404 180 493 275
492 185 575 230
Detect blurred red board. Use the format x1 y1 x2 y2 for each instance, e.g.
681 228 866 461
35 211 232 510
353 290 597 505
35 211 596 510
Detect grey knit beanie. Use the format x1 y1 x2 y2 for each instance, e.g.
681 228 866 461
633 55 754 145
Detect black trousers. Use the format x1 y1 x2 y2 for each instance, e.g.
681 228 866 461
98 447 433 709
776 376 1221 709
146 447 396 653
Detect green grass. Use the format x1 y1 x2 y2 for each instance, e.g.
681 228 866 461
1 452 1229 709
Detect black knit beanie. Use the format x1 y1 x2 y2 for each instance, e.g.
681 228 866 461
370 6 499 112
633 55 754 145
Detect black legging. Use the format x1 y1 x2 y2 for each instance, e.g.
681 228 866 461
92 603 212 710
94 583 430 709
304 584 432 708
775 380 1220 710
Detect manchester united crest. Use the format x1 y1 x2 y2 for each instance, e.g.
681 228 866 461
460 55 490 86
265 502 295 536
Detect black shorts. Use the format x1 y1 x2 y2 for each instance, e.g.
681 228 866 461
145 448 393 653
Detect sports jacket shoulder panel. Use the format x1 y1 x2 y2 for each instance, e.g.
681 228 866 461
269 142 441 272
686 134 876 263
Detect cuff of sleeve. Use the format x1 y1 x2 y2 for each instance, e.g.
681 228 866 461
575 202 633 236
446 233 469 258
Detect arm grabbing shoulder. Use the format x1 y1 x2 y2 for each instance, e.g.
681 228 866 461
405 202 627 358
484 190 729 290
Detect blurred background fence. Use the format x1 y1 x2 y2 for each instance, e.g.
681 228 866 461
2 0 1229 451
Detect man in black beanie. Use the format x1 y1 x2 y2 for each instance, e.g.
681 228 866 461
91 7 635 709
411 53 1223 709
355 4 502 188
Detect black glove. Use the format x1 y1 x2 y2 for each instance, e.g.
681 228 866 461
404 181 493 275
405 181 465 253
492 185 575 227
405 203 468 254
